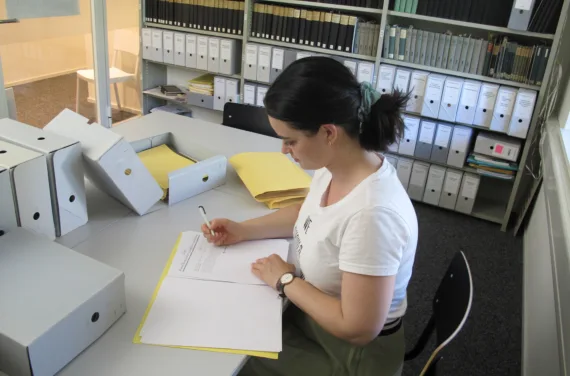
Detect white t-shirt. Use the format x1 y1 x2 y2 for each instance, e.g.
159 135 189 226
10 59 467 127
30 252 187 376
291 158 418 320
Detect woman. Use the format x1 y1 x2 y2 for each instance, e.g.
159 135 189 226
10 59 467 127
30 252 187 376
202 57 418 376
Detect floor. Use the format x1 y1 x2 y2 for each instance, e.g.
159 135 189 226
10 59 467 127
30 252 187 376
11 73 136 128
403 203 522 376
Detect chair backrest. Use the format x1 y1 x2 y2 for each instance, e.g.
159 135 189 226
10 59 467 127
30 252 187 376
111 29 140 75
222 103 278 138
423 251 473 375
113 29 140 56
405 251 473 376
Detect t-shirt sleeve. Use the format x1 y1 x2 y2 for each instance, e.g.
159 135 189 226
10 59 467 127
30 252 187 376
339 207 410 276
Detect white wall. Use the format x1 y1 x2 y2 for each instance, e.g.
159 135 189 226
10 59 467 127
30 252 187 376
523 187 561 376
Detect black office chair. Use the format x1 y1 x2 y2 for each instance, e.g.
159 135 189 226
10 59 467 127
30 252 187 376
405 251 474 376
222 102 278 138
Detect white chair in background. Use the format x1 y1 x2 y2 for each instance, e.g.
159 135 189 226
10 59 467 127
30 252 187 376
76 29 140 114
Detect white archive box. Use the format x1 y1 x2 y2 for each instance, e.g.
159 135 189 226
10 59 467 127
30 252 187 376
421 74 446 119
490 86 517 133
257 45 272 83
376 64 396 94
0 140 55 240
455 173 480 214
185 34 197 68
257 86 268 107
244 43 258 80
142 28 152 60
196 36 209 70
151 29 163 62
430 123 453 164
446 126 473 168
129 132 228 206
0 167 18 236
225 78 240 104
162 31 175 65
220 39 241 75
174 32 186 66
356 62 375 84
398 115 421 156
244 83 256 105
406 70 428 114
415 120 437 160
213 76 227 111
438 77 464 123
473 133 521 162
508 89 537 139
44 109 163 215
423 164 446 206
473 83 499 128
456 80 481 125
394 68 412 94
0 118 88 237
0 228 126 376
208 37 220 73
396 157 414 189
439 169 463 210
408 161 430 201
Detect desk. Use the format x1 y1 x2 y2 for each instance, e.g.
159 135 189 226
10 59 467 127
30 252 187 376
55 112 286 376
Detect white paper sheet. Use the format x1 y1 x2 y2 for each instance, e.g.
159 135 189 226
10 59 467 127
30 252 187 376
168 231 289 285
141 278 282 352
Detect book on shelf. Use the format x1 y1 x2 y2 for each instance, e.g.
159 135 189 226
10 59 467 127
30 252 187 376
389 0 562 31
145 0 244 35
383 24 550 86
467 153 518 180
252 4 380 57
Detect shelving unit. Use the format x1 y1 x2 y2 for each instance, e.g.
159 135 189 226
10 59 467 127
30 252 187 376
139 0 570 231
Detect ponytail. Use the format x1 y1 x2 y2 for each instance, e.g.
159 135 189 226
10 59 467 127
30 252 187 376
359 90 409 152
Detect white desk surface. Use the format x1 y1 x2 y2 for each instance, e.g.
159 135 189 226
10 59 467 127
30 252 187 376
55 112 288 376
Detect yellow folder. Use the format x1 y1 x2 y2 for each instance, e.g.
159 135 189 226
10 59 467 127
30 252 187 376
137 145 196 200
229 152 311 208
133 235 279 359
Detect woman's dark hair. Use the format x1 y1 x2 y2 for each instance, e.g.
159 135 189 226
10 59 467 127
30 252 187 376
264 56 409 152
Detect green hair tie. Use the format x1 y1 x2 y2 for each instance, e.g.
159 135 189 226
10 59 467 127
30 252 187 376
358 82 382 133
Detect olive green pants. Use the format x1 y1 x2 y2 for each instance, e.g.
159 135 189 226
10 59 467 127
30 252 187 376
239 305 404 376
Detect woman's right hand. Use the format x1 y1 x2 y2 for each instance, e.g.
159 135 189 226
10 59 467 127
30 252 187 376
201 218 248 246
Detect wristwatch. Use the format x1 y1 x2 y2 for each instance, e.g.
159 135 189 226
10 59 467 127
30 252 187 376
276 272 295 298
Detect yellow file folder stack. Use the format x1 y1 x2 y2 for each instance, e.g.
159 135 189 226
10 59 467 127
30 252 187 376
229 152 312 209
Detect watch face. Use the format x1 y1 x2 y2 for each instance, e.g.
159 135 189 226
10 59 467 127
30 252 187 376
281 273 294 284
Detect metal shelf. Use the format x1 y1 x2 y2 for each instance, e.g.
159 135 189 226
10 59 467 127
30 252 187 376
143 87 222 112
250 37 377 61
471 197 508 224
387 11 556 40
143 59 242 80
258 0 382 15
386 151 517 181
380 58 542 90
145 22 244 40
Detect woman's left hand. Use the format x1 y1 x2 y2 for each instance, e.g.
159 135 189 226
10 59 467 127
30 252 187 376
252 254 296 290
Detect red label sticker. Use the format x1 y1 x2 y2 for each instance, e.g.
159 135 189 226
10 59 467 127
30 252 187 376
495 144 504 154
